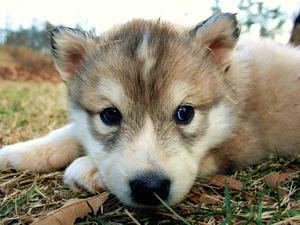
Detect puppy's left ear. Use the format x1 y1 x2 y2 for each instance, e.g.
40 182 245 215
49 28 97 82
191 13 240 70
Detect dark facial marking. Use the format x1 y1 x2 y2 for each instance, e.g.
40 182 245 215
224 65 230 73
84 110 121 151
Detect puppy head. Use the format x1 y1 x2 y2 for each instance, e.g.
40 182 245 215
49 13 241 207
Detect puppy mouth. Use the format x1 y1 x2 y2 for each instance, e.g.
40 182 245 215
128 171 171 207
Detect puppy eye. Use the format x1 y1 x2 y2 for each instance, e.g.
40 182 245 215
175 105 194 125
100 107 122 126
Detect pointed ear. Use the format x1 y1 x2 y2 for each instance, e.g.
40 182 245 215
191 13 241 70
49 28 97 81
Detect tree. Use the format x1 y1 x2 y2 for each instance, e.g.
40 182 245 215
3 17 96 54
237 0 286 38
210 0 287 38
211 0 222 15
4 20 56 55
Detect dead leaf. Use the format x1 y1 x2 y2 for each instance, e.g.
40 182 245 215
32 191 110 225
265 173 287 186
199 194 217 205
265 173 288 197
206 175 243 191
187 193 201 204
0 185 11 195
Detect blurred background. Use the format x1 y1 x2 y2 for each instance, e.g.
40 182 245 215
0 0 300 82
1 0 300 51
1 2 300 224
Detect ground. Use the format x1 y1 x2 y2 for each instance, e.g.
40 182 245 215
0 46 299 225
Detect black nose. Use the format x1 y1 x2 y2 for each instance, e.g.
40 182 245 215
129 172 171 206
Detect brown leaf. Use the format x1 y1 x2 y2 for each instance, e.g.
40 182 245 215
0 185 11 195
206 175 243 191
199 194 218 205
32 191 110 225
187 193 201 204
265 173 288 197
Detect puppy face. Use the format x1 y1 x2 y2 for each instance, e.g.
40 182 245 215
50 13 241 207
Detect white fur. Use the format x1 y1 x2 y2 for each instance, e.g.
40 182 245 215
0 124 80 172
193 102 237 175
64 156 103 192
90 116 199 206
137 30 157 80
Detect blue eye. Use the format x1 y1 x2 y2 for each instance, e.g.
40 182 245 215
100 107 122 126
175 105 194 125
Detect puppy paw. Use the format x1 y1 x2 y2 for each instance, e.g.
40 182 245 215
0 146 12 170
0 124 83 173
0 143 36 171
64 156 105 193
0 140 74 172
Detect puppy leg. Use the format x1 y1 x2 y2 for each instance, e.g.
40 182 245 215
0 123 83 172
64 156 104 192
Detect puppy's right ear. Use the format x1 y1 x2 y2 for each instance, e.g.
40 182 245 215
49 28 96 82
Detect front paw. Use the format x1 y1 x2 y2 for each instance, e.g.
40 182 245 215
0 146 12 170
64 156 105 193
0 140 70 172
0 144 31 171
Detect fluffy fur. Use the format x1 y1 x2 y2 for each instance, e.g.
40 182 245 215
1 13 300 207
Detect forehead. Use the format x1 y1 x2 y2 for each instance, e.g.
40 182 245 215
79 19 222 114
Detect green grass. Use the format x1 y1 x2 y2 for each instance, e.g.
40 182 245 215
0 81 299 224
0 81 68 145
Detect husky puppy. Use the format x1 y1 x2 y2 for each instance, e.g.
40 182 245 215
0 13 300 207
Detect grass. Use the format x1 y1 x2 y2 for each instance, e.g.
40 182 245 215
0 81 299 224
0 81 68 145
0 45 54 68
0 45 61 83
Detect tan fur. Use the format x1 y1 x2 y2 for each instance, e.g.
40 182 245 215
1 13 300 207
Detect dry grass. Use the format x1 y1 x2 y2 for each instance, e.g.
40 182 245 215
0 81 299 225
0 46 53 68
0 81 68 145
0 81 72 224
0 45 61 83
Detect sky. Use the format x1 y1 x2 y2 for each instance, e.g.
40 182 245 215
1 0 300 42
